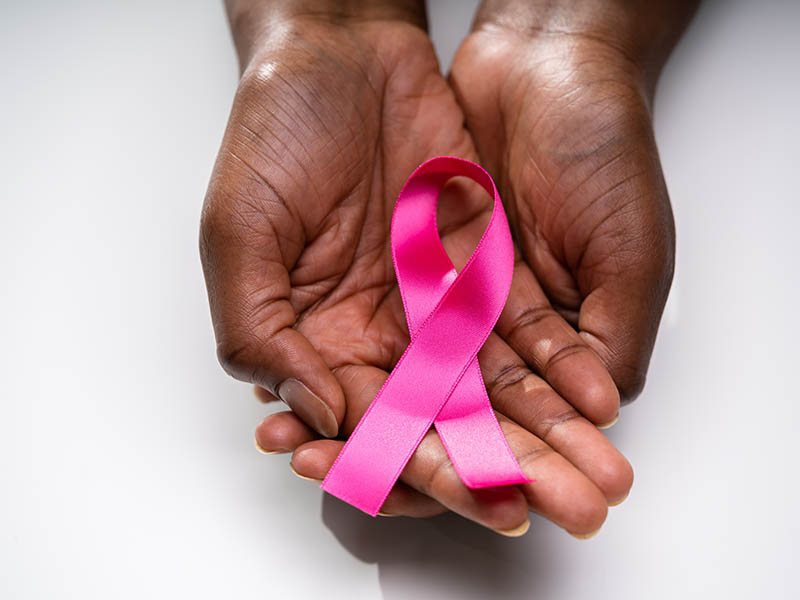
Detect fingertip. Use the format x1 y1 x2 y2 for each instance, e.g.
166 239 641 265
568 485 609 536
616 371 647 405
290 440 342 481
289 464 323 483
255 411 316 454
602 457 634 507
254 437 282 455
516 447 609 535
567 527 601 540
608 488 631 507
494 518 531 538
579 327 648 405
469 486 531 532
581 434 634 506
581 374 621 425
596 412 619 429
548 351 620 425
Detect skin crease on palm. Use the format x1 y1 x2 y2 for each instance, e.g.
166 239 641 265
201 1 697 537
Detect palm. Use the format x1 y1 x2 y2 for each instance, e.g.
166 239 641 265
205 19 480 376
451 30 675 400
272 24 475 372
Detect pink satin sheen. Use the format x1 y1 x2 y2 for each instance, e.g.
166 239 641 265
321 156 532 516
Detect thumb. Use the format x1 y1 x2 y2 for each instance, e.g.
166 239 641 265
577 213 675 404
200 169 344 438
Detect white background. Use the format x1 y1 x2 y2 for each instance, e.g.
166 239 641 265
1 1 798 598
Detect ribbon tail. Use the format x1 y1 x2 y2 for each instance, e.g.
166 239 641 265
435 357 532 489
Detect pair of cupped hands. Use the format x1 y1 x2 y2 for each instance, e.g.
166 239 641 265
201 0 696 537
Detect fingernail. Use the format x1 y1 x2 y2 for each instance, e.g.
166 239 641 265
377 511 397 517
568 527 601 540
608 490 629 507
277 378 338 438
289 462 323 483
597 412 619 429
254 437 288 455
493 518 530 537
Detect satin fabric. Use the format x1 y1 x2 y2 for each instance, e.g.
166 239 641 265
321 157 531 516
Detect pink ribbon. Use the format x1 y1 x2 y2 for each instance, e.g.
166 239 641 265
321 156 531 516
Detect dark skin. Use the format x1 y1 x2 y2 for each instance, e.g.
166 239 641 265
200 0 697 536
452 0 698 400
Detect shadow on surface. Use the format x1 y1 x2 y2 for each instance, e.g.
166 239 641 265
321 494 559 599
316 3 749 598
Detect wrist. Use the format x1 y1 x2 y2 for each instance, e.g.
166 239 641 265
225 0 427 70
471 0 698 94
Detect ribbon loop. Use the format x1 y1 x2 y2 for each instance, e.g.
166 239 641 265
321 157 530 516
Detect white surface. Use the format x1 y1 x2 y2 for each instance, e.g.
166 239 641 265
1 1 798 598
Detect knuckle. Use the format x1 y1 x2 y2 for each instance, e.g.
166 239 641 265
505 304 560 340
544 342 586 376
536 407 582 442
488 362 531 396
516 444 555 477
423 458 458 499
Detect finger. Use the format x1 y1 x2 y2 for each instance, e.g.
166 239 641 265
436 208 619 424
254 410 447 517
553 122 674 404
333 364 611 535
200 165 345 437
291 440 447 518
333 364 531 534
495 415 609 536
495 258 620 425
479 334 634 505
578 247 673 403
301 371 609 535
254 386 279 403
255 411 317 454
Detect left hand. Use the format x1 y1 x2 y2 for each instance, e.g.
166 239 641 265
449 0 698 403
